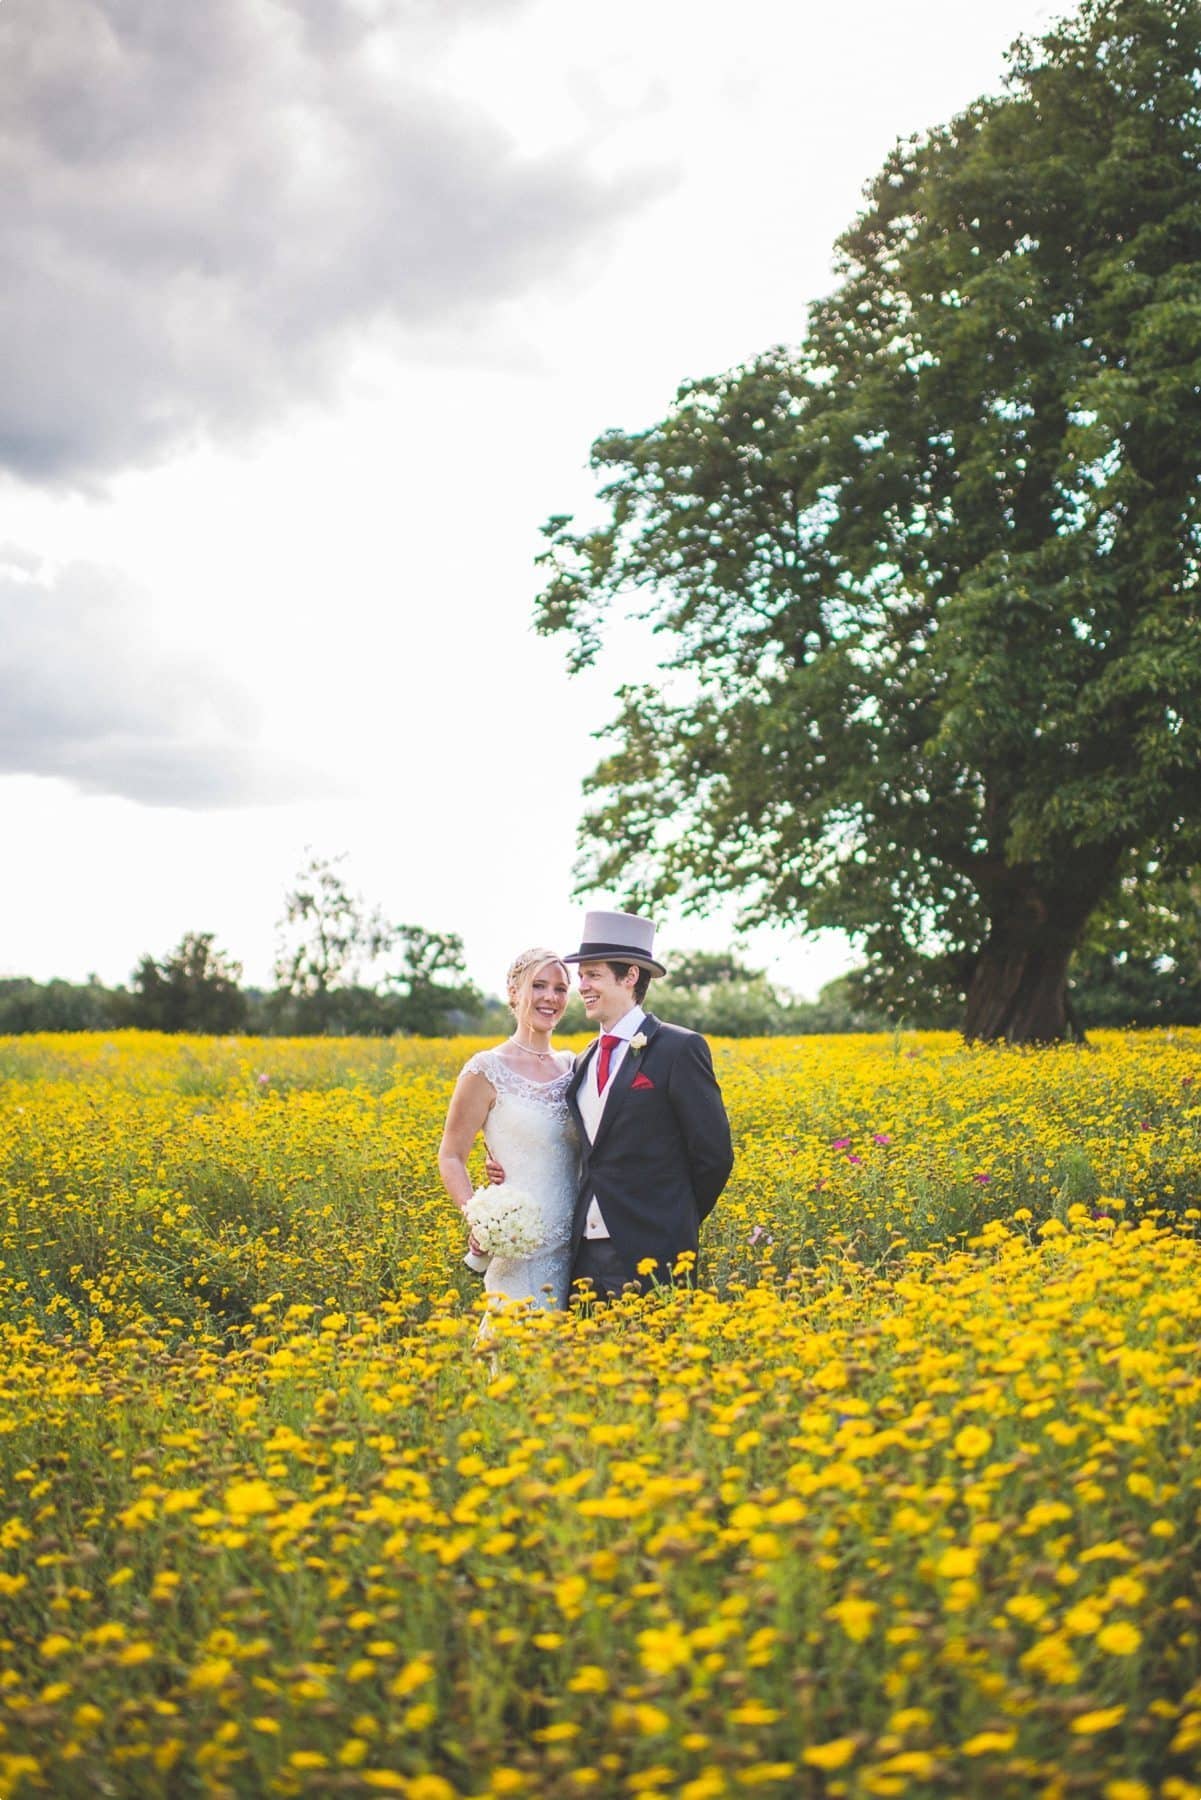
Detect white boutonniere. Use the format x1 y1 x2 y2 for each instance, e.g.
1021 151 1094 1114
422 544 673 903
630 1032 648 1054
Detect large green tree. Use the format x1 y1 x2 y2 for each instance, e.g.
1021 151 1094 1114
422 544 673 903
536 0 1201 1042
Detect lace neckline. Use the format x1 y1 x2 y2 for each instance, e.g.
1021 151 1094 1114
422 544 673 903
485 1048 571 1088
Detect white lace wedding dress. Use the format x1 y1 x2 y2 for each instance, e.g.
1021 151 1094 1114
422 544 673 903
463 1050 579 1311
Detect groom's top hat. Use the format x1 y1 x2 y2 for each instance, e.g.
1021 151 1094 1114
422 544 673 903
563 909 666 979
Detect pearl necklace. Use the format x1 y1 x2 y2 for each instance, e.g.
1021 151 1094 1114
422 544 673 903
508 1036 554 1061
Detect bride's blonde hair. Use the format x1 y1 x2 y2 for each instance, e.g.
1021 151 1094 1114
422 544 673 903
506 947 568 1017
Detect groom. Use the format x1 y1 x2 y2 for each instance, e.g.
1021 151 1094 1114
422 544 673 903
562 909 734 1301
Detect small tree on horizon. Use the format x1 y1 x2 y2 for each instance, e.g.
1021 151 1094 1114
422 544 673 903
667 950 764 991
129 932 247 1034
384 925 483 1035
273 851 392 1016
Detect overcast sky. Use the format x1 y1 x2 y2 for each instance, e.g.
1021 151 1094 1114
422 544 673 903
2 0 1058 1001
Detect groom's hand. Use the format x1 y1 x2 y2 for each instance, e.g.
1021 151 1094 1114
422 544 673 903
484 1153 506 1185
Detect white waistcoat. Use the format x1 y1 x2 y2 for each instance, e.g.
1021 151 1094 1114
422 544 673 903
576 1052 610 1145
577 1046 616 1236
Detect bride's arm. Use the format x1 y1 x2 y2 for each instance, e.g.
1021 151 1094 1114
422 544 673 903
438 1070 495 1217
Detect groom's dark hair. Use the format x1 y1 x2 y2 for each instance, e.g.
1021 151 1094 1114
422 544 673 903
606 962 652 1006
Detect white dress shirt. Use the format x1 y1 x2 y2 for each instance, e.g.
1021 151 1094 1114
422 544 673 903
580 1006 646 1239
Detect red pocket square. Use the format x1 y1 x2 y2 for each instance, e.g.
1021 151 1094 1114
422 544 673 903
631 1071 655 1090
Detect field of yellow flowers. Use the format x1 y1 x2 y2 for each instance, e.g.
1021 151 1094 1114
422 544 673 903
1 1029 1199 1799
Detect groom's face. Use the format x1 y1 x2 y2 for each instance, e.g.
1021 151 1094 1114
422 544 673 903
577 961 638 1029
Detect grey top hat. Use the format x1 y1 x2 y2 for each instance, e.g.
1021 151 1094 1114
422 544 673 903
562 909 666 979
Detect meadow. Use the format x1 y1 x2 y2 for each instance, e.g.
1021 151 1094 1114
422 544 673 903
0 1029 1199 1799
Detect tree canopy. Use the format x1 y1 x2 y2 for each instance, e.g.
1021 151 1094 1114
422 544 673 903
535 0 1201 1042
269 852 485 1035
383 925 483 1036
274 850 391 1007
130 932 247 1035
1068 868 1201 1024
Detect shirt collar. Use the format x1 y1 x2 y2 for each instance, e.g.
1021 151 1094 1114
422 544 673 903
600 1005 645 1042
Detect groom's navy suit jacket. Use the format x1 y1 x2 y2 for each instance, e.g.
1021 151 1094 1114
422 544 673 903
567 1013 734 1287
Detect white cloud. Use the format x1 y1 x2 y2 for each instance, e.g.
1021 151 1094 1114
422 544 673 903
0 551 326 805
0 0 647 483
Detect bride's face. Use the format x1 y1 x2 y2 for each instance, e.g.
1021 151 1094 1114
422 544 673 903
514 960 570 1034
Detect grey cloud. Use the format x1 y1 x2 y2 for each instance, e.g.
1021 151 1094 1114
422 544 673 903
0 553 323 807
0 0 640 483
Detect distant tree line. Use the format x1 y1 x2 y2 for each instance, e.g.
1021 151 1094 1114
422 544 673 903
2 850 1198 1037
0 853 494 1040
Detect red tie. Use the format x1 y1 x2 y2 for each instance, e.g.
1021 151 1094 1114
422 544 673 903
596 1034 620 1092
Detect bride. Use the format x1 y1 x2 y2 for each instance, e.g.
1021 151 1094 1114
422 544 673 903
437 948 579 1311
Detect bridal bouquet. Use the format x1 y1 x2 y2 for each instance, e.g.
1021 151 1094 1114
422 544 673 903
465 1185 546 1259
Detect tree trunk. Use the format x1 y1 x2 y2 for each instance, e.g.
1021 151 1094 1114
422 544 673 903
963 938 1080 1043
963 875 1097 1044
